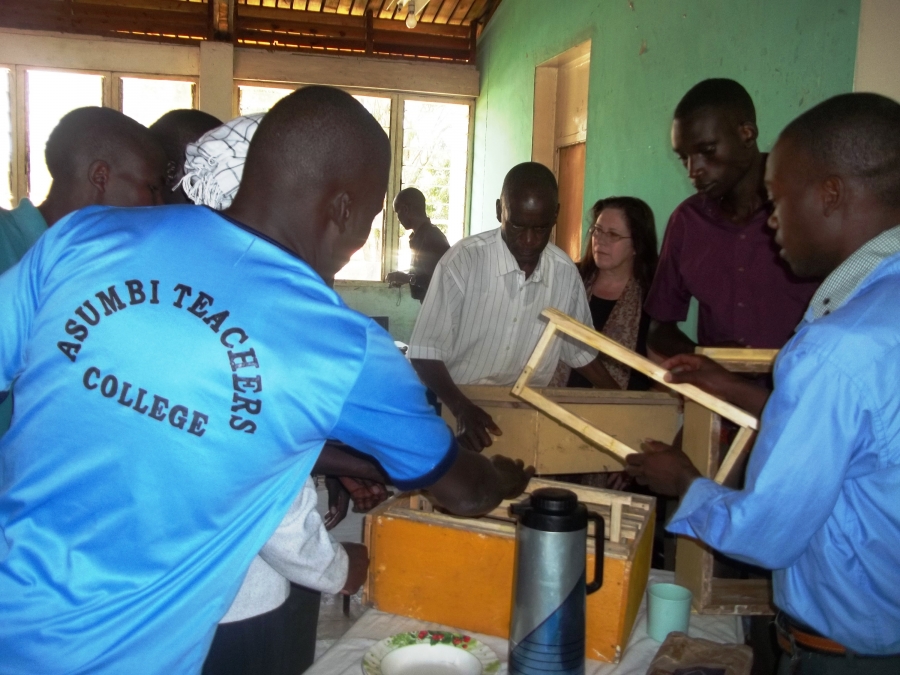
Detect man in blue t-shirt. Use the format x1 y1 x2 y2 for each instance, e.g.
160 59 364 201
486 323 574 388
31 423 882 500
0 86 531 674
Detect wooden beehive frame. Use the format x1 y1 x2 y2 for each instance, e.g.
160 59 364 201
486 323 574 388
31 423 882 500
399 477 654 555
512 309 759 484
676 346 778 615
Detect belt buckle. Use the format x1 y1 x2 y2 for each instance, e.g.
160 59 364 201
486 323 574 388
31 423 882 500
775 613 802 673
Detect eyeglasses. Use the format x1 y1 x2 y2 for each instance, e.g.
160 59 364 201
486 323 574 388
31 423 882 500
589 227 631 244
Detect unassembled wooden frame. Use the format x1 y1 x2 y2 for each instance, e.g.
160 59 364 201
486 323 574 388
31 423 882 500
511 308 760 485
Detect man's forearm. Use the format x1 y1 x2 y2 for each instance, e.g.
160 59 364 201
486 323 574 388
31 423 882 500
720 380 770 418
426 450 525 517
648 320 697 358
315 443 389 482
410 358 470 415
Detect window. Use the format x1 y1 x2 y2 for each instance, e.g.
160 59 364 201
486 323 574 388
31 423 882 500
1 67 200 209
27 70 104 204
120 77 195 128
1 68 12 209
237 84 292 116
235 82 473 282
397 100 470 272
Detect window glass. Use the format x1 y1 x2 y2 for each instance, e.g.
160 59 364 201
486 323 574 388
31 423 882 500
0 69 11 209
238 85 293 116
26 70 104 204
334 94 392 282
397 100 469 271
121 77 194 127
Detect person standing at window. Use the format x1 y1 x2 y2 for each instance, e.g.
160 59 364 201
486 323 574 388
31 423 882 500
386 187 450 302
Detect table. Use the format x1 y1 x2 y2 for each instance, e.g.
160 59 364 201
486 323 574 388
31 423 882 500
308 570 744 675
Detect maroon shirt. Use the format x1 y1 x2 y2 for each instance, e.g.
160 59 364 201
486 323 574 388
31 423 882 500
645 193 819 348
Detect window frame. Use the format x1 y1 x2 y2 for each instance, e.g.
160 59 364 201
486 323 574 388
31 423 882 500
3 65 199 205
234 79 475 285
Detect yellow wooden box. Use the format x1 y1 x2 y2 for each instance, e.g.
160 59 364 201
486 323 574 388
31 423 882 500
363 478 655 663
440 385 681 474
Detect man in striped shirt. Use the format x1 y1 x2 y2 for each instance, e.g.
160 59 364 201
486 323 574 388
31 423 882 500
408 162 617 452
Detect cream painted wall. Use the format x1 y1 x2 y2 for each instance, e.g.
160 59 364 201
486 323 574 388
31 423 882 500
854 0 900 102
199 42 235 121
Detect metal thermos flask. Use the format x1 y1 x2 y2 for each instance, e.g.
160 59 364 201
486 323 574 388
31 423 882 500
508 487 604 675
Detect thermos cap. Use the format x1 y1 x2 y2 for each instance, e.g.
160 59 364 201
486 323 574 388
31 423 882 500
510 487 588 533
529 487 578 515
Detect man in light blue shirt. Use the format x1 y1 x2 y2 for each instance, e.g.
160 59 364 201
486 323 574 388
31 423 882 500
626 93 900 673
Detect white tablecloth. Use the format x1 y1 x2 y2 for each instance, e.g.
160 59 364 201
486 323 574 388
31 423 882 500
307 570 744 675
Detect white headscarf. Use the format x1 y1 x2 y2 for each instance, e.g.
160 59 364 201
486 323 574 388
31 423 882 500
180 113 264 210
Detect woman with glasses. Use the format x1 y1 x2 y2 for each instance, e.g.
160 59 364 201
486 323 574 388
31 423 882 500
566 196 659 391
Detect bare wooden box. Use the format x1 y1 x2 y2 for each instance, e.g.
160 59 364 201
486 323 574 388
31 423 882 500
440 385 681 474
363 479 656 663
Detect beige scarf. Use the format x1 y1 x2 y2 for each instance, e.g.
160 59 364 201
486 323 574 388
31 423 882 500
588 274 643 389
549 273 643 389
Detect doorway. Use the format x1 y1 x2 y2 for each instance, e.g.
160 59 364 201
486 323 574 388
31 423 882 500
532 40 591 261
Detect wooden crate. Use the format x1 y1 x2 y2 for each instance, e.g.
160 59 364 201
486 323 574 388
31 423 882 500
675 348 777 615
363 478 656 663
441 385 681 474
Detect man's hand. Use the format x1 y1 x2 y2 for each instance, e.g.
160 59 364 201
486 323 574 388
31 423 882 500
340 477 392 513
663 353 743 400
455 402 502 452
491 455 535 500
625 440 701 497
324 476 350 530
663 353 770 417
340 542 369 595
385 271 411 287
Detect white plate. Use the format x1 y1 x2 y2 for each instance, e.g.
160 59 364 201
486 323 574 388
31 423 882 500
362 630 501 675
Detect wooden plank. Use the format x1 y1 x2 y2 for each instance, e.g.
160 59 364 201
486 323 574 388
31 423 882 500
516 387 638 461
543 308 759 430
510 322 557 397
449 0 476 24
675 401 719 610
696 347 778 374
433 0 457 23
714 426 756 485
233 46 479 96
706 579 774 615
610 501 622 544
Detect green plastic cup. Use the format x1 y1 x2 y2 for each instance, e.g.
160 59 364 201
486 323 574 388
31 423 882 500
647 582 692 641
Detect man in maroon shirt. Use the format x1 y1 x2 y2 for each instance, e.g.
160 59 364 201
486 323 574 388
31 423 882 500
646 79 819 356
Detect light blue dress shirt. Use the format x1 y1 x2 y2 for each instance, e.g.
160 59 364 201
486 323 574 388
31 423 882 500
668 239 900 656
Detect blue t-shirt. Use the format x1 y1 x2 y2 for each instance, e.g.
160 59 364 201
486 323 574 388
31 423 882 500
0 204 455 673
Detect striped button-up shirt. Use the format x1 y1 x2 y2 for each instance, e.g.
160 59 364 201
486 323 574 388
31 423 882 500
408 228 597 386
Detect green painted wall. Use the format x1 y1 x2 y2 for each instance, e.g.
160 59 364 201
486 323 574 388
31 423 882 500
336 282 421 343
471 0 860 239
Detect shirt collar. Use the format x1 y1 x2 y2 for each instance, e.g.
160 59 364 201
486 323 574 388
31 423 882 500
492 228 550 286
807 224 900 321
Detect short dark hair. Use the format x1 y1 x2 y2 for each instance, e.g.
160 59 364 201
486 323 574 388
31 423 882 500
780 92 900 208
674 78 756 124
395 187 427 213
243 85 390 190
45 107 161 180
501 162 558 205
149 109 223 166
577 196 658 297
